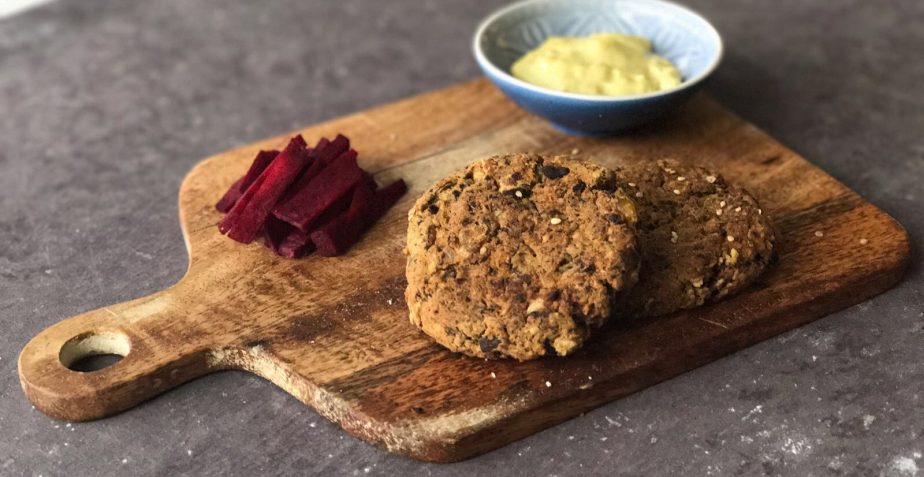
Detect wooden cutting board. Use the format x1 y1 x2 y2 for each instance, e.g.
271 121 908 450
19 79 909 463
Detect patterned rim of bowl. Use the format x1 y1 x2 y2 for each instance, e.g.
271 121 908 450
473 0 724 102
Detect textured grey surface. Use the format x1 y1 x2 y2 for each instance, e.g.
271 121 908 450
0 0 922 475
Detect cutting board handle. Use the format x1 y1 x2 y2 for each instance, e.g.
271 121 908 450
17 289 218 421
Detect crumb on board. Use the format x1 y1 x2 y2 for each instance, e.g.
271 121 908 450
570 148 580 155
490 372 496 379
815 231 824 237
860 238 869 245
545 381 552 388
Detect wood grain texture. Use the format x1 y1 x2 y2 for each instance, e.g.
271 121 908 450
18 79 910 462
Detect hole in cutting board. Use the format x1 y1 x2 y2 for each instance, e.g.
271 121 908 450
68 354 124 372
59 331 131 373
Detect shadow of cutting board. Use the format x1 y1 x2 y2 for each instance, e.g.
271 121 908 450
19 79 909 462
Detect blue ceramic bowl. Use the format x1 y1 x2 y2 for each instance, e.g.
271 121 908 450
473 0 723 135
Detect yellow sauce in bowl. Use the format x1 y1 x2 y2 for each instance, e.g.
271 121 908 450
510 33 682 96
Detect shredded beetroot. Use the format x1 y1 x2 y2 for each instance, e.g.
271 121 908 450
272 151 364 231
219 135 310 243
361 171 378 191
317 134 350 166
313 137 332 155
216 177 245 213
264 215 293 254
277 136 348 203
215 150 279 212
215 133 406 258
290 138 330 189
310 184 374 257
264 217 314 259
308 183 355 228
310 179 407 256
217 150 280 212
264 185 353 257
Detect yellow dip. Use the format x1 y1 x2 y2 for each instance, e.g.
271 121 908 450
511 33 682 96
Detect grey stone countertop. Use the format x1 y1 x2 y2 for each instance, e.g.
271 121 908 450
1 1 921 476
